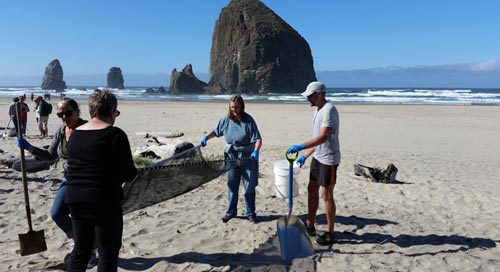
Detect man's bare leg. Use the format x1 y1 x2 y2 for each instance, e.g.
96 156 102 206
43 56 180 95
306 180 320 228
322 183 336 233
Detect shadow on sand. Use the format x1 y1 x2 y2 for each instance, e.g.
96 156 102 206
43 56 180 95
116 214 497 271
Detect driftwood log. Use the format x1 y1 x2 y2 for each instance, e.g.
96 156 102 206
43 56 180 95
134 140 194 160
354 163 398 183
1 155 58 173
135 131 184 138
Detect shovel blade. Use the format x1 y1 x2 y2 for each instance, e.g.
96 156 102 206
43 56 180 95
277 215 315 261
18 229 47 256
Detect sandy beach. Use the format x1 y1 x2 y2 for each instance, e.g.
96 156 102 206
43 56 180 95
1 98 499 271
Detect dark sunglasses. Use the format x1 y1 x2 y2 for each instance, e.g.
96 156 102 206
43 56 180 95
114 109 120 117
56 110 73 118
307 92 318 100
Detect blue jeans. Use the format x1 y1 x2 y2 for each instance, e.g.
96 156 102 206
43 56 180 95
51 181 73 238
12 117 19 133
226 160 258 217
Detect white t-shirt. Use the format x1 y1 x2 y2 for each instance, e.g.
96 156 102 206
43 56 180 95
312 102 341 165
35 104 41 119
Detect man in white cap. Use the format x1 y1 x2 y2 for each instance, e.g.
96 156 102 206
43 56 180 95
287 81 340 245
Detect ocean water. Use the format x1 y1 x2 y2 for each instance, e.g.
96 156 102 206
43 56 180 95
1 86 499 105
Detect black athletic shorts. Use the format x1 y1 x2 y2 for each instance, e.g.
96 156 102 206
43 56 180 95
310 157 338 187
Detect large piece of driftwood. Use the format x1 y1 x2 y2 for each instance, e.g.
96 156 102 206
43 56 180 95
10 156 57 173
135 131 184 138
134 140 194 160
354 163 398 183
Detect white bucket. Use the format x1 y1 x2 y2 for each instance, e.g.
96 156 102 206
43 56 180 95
273 160 300 199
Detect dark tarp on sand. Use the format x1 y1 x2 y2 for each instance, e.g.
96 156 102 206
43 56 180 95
122 145 227 214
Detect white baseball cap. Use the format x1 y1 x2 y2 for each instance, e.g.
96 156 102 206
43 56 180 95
301 81 326 97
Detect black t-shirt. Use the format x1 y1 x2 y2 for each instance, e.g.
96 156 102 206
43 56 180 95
65 126 137 207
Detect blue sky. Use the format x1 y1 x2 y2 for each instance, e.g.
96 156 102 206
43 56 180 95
1 0 499 87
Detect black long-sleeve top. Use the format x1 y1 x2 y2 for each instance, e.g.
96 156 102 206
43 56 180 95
65 126 137 207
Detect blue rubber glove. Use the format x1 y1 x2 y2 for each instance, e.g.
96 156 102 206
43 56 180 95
251 150 259 160
200 135 209 147
288 143 306 154
17 138 32 150
296 155 307 168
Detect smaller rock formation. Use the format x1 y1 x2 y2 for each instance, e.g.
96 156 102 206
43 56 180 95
107 67 125 89
169 64 208 94
42 59 67 91
144 86 168 94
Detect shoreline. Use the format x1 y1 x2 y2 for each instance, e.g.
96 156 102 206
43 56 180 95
2 86 499 106
1 97 499 107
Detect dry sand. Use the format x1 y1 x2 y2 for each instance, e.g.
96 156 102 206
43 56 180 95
1 98 499 271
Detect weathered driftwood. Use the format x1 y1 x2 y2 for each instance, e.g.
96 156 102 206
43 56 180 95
134 140 194 160
152 136 174 145
0 156 16 167
9 156 57 172
354 163 398 183
135 131 184 138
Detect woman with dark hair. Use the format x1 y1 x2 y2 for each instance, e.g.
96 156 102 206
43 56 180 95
66 90 137 271
200 95 262 224
17 98 97 267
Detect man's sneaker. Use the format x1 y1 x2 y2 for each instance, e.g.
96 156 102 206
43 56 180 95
247 215 257 224
87 254 98 269
306 226 317 237
316 232 337 245
221 213 235 223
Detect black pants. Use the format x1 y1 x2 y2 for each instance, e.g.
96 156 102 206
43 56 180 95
68 204 123 272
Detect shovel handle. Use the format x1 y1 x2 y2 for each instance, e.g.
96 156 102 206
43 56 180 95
284 149 298 216
285 149 298 166
15 102 33 231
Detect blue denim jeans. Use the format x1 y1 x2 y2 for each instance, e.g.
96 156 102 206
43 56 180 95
51 181 73 238
226 159 258 217
12 117 19 133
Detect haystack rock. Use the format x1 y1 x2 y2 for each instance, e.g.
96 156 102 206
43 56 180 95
207 0 316 94
169 64 208 94
107 67 125 89
41 59 67 91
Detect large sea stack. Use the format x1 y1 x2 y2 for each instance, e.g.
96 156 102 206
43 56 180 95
207 0 316 94
169 64 208 94
107 67 125 89
41 59 67 91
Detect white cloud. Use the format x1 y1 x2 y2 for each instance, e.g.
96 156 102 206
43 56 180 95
468 59 500 72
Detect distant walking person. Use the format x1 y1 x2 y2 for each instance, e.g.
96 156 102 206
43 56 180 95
287 81 341 246
34 96 52 137
34 97 41 125
18 95 30 136
66 90 137 271
8 97 19 135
